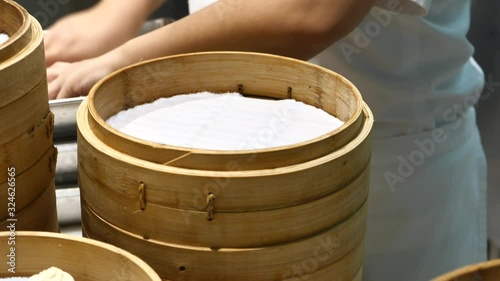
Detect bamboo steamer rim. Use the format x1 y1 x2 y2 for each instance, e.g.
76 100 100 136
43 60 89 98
83 199 367 253
432 259 500 280
0 18 42 71
0 182 58 232
78 98 373 177
79 164 369 248
0 16 45 108
0 231 162 281
82 203 366 281
0 0 31 56
87 51 364 156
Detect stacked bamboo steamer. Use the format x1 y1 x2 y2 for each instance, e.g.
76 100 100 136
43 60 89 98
0 231 162 280
432 260 500 280
78 52 373 281
0 0 58 232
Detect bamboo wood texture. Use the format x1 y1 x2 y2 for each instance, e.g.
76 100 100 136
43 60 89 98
87 52 363 170
80 165 369 248
0 14 46 108
0 77 50 143
282 241 364 281
77 100 372 213
0 231 162 281
432 260 500 281
0 146 57 220
0 112 53 183
0 182 58 232
82 202 367 281
0 0 31 62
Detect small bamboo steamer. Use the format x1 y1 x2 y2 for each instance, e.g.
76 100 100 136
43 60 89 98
432 260 500 281
0 231 162 281
0 182 58 232
82 201 367 281
0 112 53 183
87 52 364 171
78 99 372 247
0 5 46 108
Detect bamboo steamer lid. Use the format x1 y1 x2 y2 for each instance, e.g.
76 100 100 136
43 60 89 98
0 182 58 232
87 52 364 171
78 99 372 247
82 201 366 281
0 231 162 281
0 1 46 108
432 260 500 281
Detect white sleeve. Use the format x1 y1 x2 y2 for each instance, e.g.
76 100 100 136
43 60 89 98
374 0 432 16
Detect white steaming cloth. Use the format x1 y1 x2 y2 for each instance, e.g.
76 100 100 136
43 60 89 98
107 92 344 150
0 33 9 45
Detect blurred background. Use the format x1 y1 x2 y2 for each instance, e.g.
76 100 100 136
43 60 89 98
16 0 189 29
468 0 500 260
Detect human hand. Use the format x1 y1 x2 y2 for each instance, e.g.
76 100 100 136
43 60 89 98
44 1 145 66
47 50 127 99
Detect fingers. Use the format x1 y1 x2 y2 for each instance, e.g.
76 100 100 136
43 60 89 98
47 62 69 83
48 75 63 100
43 30 57 67
47 62 70 100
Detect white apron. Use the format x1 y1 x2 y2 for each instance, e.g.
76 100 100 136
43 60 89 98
189 0 488 280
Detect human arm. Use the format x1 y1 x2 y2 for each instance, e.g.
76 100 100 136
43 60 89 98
48 0 375 99
44 0 166 66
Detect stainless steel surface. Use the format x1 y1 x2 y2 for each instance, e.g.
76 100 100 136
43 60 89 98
54 142 78 186
51 97 83 226
56 187 81 226
50 96 85 141
139 18 175 35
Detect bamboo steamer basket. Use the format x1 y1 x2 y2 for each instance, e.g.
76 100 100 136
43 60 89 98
0 0 57 233
432 260 500 281
87 52 364 171
82 201 366 281
0 231 162 281
79 164 369 248
78 52 373 280
0 77 50 144
0 112 53 183
78 98 372 247
0 182 58 232
0 0 46 108
0 144 56 220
